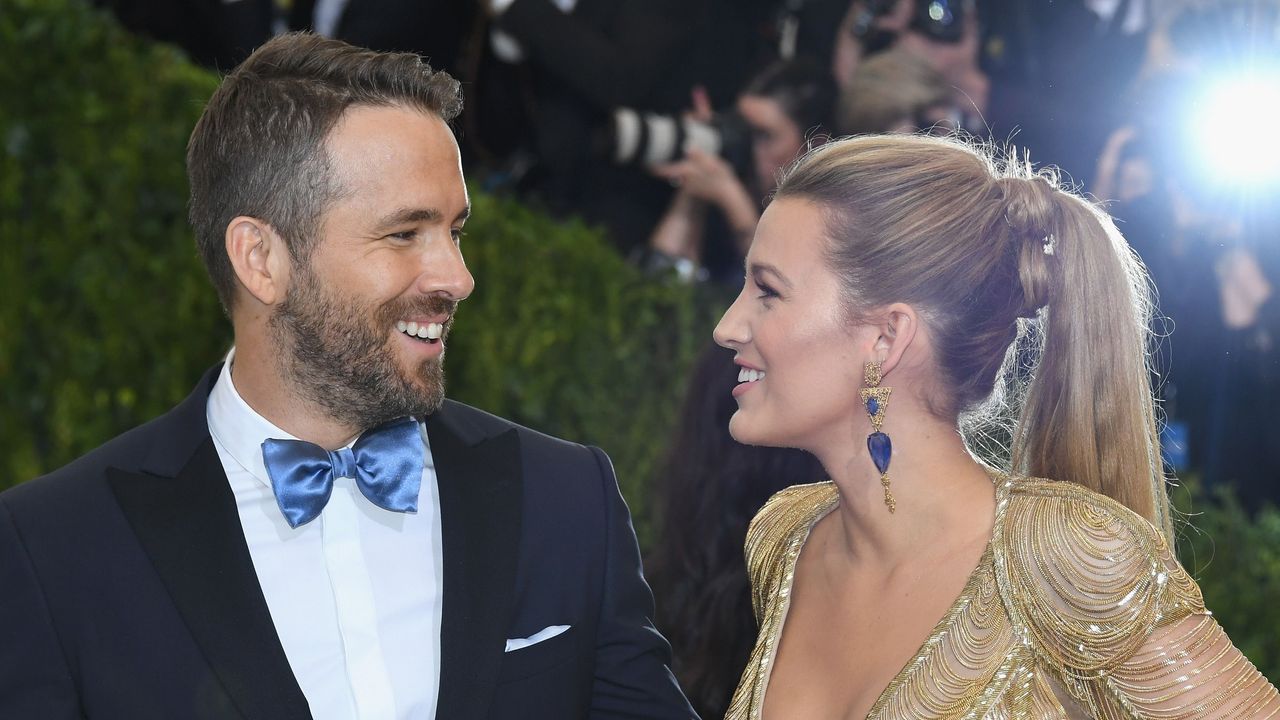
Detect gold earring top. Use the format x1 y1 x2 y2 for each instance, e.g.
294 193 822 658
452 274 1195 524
864 361 882 388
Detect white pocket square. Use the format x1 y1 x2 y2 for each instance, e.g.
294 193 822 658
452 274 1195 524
504 624 571 652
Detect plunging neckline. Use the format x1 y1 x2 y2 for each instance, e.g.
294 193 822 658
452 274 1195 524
754 473 1009 720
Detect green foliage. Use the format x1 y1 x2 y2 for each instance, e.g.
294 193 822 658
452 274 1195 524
0 0 227 482
1174 480 1280 680
448 195 718 536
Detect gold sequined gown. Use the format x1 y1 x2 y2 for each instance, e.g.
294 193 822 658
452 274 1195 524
726 475 1280 719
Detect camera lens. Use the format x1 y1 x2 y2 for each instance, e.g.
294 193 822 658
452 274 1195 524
608 108 726 167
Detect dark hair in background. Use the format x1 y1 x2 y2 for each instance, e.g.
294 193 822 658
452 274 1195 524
646 341 825 719
743 57 836 139
186 32 462 312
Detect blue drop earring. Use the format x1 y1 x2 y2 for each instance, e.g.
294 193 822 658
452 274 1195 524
859 361 896 513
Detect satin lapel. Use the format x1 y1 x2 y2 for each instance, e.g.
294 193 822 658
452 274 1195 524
107 369 310 720
429 414 523 720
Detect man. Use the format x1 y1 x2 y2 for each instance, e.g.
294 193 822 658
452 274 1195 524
0 33 696 720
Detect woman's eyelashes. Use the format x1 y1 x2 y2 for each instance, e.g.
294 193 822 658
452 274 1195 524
755 279 780 302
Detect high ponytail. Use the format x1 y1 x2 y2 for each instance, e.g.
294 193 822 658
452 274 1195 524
997 171 1171 541
775 135 1172 541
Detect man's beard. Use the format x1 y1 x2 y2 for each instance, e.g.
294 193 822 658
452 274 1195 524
269 263 456 430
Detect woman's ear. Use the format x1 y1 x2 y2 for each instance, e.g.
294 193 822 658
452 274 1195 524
225 217 291 308
871 303 920 379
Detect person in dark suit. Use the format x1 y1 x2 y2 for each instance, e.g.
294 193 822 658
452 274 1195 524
0 32 696 720
92 0 276 70
287 0 478 78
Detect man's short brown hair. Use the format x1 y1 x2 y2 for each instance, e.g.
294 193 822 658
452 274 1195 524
186 33 462 312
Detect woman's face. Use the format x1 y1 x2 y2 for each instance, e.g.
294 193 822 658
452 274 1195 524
738 94 805 193
713 198 870 451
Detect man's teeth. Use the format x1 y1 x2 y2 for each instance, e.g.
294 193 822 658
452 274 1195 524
396 321 444 340
737 368 765 383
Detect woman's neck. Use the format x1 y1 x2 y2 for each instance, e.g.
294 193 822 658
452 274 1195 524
811 411 997 572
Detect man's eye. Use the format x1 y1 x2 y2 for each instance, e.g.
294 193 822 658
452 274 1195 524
389 230 416 241
450 228 465 243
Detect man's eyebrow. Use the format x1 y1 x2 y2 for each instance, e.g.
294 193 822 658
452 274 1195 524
373 205 470 229
373 207 442 231
748 261 793 290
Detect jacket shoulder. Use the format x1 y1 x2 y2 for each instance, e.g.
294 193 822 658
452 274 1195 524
1 410 180 512
435 399 591 456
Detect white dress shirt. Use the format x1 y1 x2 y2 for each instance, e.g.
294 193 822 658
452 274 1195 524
206 353 443 720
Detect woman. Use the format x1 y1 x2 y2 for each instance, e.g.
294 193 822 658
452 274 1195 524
714 134 1280 718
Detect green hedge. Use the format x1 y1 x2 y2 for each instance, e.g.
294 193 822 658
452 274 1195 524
2 0 1277 681
1173 480 1280 679
450 196 718 533
1 0 226 482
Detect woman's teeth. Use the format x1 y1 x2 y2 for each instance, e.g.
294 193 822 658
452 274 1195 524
737 368 765 383
396 321 443 341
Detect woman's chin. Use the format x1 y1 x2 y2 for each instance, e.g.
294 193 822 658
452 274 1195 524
728 412 774 447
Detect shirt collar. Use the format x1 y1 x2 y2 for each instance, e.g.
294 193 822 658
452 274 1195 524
207 348 302 491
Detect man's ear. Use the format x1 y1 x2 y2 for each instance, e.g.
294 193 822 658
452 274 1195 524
225 217 291 307
870 303 920 379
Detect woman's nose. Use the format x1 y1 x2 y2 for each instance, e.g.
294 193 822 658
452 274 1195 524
713 293 749 349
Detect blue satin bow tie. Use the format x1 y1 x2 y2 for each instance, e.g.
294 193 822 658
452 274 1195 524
261 418 424 529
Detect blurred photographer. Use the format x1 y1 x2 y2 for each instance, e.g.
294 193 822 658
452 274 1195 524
1094 1 1280 511
981 0 1152 186
831 0 987 128
476 0 771 253
645 59 836 283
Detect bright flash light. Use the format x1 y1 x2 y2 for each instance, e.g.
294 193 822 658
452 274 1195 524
1194 73 1280 186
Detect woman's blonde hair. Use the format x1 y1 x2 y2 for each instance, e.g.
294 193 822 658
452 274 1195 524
776 134 1172 540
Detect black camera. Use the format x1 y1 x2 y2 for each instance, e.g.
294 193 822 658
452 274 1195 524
598 108 755 181
852 0 967 52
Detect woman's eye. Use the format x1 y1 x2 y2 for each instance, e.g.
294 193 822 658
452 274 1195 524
756 283 779 301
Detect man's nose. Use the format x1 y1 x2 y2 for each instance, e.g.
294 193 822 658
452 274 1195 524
417 238 475 301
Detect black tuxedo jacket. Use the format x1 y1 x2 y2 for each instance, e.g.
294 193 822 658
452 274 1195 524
0 366 696 719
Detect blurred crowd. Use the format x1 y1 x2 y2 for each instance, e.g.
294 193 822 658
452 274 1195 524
96 0 1153 269
96 0 1280 716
